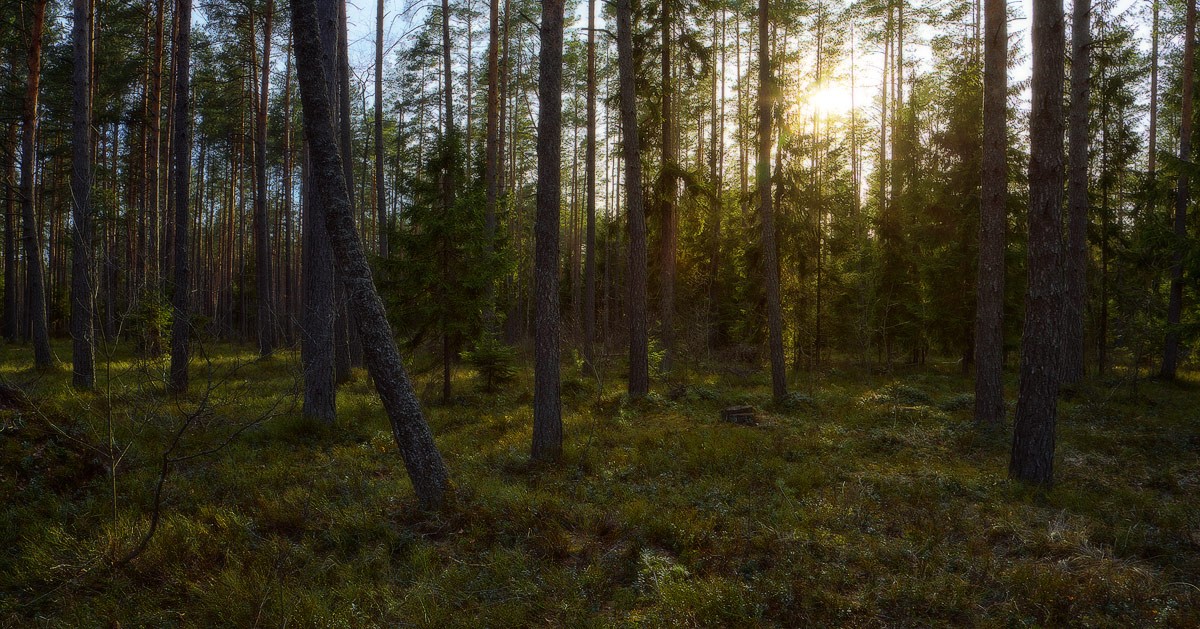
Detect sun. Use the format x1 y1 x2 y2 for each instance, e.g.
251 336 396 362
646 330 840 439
808 83 855 116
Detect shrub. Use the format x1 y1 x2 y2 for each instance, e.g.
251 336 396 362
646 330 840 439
462 333 517 393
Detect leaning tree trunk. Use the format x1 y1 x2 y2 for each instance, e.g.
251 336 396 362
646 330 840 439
1161 0 1195 380
1011 0 1067 486
70 0 96 390
289 0 450 508
758 0 787 402
532 0 566 461
255 0 276 357
974 0 1008 427
1062 0 1090 385
20 0 53 369
168 0 194 394
616 0 649 397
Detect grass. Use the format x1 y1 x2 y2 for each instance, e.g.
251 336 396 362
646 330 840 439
1 340 1198 627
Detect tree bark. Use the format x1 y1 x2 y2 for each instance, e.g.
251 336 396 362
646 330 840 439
70 0 96 390
20 0 53 369
616 0 648 397
974 0 1008 426
255 0 277 357
1011 0 1067 486
533 0 565 461
168 0 194 394
335 0 356 378
758 0 787 401
1062 0 1090 385
300 0 338 423
1161 0 1195 379
291 0 450 508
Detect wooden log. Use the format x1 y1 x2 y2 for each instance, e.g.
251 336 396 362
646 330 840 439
720 405 757 426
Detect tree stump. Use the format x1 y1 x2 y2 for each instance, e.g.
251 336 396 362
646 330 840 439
720 405 757 426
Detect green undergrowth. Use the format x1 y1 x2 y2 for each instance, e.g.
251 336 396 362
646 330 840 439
1 341 1197 626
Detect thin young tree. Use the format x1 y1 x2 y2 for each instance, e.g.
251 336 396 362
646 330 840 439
1161 0 1195 380
1062 0 1090 385
532 0 565 461
70 0 96 390
20 0 53 369
169 0 194 394
616 0 649 397
758 0 787 401
290 0 450 509
1010 0 1067 485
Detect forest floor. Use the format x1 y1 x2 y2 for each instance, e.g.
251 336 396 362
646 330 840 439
1 341 1198 627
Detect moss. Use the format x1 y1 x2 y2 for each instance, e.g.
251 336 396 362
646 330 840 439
0 342 1197 626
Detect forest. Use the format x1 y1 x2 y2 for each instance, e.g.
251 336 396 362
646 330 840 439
0 0 1198 622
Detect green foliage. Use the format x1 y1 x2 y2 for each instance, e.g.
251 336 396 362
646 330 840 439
462 333 518 392
129 291 173 358
380 135 506 375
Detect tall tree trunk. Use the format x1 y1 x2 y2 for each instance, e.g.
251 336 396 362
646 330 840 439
1148 0 1159 177
758 0 787 401
335 0 356 378
146 0 165 287
440 0 457 400
255 0 276 356
483 0 501 322
659 0 676 374
616 0 648 397
301 0 339 423
283 45 295 339
1011 0 1067 485
582 0 597 372
375 0 388 258
21 0 53 368
974 0 1007 427
70 0 96 390
290 0 449 508
1062 0 1090 385
168 0 194 393
532 0 565 461
1161 0 1195 379
3 124 16 342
